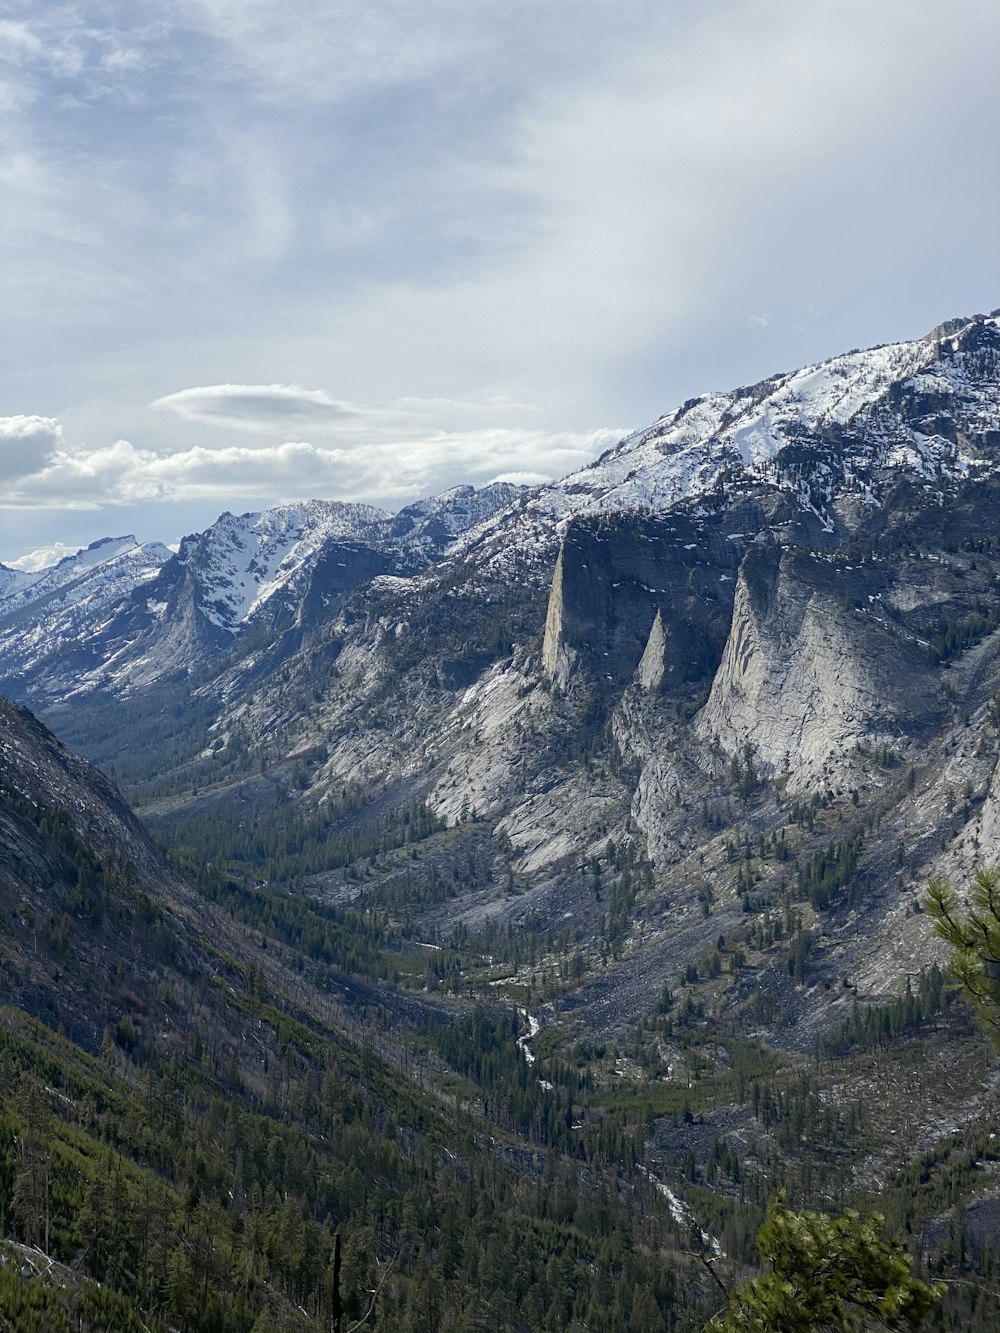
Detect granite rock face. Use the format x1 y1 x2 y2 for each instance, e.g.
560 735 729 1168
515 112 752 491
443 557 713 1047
696 543 946 792
540 507 754 694
635 611 669 693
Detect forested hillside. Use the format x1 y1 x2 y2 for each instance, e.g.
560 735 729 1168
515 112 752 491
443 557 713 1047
2 696 999 1330
0 697 725 1330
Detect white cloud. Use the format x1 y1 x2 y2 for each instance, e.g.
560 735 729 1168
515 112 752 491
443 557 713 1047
0 415 63 479
5 540 79 571
150 384 544 438
151 384 358 431
0 417 625 511
0 19 43 60
9 439 162 507
488 470 552 486
0 9 164 86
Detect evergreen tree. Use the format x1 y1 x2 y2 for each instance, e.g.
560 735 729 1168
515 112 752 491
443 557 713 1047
12 1077 50 1252
925 868 1000 1038
707 1194 940 1332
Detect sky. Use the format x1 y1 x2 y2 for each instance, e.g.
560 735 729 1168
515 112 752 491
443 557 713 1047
1 0 998 566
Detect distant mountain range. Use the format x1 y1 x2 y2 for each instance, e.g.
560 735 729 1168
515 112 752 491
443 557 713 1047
0 483 527 700
5 311 997 700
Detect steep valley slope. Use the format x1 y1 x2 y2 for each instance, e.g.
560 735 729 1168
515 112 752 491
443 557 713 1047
1 695 752 1331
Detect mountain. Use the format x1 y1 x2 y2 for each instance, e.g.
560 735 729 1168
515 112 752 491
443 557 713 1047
5 313 996 710
0 537 171 692
13 308 997 1036
442 311 999 581
0 486 526 704
0 536 170 616
3 311 1000 1329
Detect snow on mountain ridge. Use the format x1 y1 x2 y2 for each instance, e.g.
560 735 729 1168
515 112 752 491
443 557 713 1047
177 488 531 630
390 482 528 546
0 537 170 623
0 563 41 608
0 539 172 684
179 500 391 629
559 333 939 504
442 312 1000 582
0 484 533 703
3 314 997 705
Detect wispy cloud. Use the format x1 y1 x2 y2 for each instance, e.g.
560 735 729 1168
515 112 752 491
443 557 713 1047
150 383 542 436
182 0 507 105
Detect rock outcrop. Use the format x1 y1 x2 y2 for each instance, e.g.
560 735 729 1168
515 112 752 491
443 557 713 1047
635 611 669 693
696 543 946 791
541 545 576 689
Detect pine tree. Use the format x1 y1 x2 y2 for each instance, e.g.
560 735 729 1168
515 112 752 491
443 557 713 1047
706 1194 941 1332
925 868 1000 1039
11 1077 50 1252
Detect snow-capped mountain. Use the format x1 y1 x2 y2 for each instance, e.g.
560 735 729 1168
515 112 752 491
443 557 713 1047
388 481 528 552
176 500 392 631
0 537 172 687
444 310 1000 587
0 483 530 702
167 306 1000 820
3 310 998 711
124 308 999 1048
6 307 1000 1057
179 486 532 633
0 536 170 622
570 314 993 507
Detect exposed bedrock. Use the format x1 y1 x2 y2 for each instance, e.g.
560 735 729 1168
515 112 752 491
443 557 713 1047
541 511 753 692
697 543 946 791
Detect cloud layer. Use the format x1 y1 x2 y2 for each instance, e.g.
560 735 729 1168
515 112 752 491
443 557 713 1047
150 384 540 435
151 384 357 430
0 409 623 513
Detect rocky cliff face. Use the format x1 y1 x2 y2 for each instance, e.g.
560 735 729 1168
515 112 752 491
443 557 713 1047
696 543 947 792
635 610 669 693
540 545 573 687
540 506 756 694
